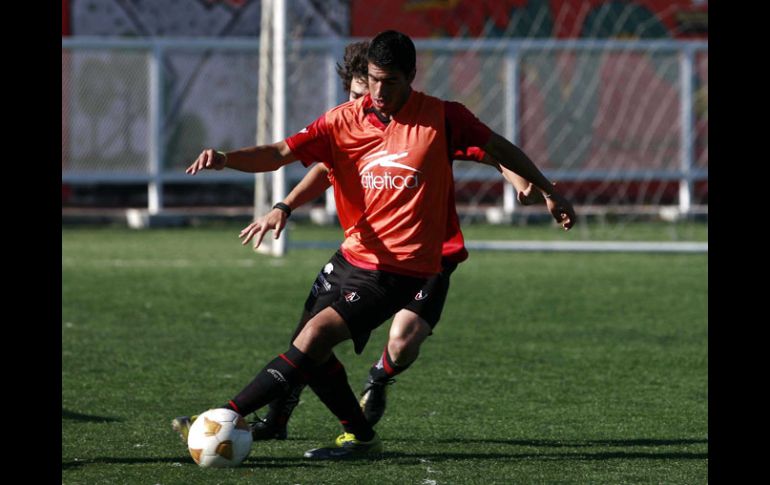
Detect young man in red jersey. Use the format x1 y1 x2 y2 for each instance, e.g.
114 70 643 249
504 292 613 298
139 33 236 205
239 40 548 441
182 31 575 460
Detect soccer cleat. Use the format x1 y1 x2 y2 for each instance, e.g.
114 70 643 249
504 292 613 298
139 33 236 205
170 415 198 443
303 432 383 460
359 377 395 426
249 415 288 441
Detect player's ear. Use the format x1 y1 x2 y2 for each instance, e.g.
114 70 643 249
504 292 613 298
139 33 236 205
406 68 416 83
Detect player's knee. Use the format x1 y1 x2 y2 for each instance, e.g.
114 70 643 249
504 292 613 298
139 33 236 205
293 324 321 358
294 314 347 360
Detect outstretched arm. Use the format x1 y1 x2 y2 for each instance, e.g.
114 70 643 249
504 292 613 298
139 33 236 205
239 163 332 248
477 153 544 205
482 133 575 230
185 140 296 175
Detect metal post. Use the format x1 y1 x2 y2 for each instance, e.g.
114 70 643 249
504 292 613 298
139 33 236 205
502 45 520 216
254 0 272 226
679 46 695 216
148 44 164 215
271 0 287 256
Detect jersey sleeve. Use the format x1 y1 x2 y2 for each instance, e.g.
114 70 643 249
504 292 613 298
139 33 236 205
444 101 493 155
285 114 334 168
453 146 487 162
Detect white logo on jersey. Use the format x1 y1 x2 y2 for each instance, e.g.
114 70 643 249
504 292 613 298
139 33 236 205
359 151 421 190
324 263 334 274
299 127 309 134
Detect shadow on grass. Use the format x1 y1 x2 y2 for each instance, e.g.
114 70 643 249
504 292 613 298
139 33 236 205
425 438 708 448
62 408 122 423
377 450 707 463
62 456 323 471
371 437 708 464
62 437 708 470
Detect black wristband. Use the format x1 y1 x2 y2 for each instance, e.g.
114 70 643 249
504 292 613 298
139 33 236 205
272 202 292 217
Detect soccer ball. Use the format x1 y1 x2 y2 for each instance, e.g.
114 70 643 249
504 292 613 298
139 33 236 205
187 408 253 468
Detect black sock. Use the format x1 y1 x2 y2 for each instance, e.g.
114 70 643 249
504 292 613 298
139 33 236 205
264 383 305 427
309 353 375 441
368 346 411 383
225 345 313 417
258 310 315 425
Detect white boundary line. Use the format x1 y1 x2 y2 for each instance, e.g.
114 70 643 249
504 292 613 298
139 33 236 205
286 240 707 254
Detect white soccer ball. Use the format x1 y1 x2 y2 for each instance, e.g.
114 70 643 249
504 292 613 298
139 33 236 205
187 408 253 468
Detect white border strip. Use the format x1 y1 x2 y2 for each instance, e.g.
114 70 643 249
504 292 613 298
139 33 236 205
466 240 707 253
286 240 707 253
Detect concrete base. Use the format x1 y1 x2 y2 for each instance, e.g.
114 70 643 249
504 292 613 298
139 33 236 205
309 207 338 226
485 207 513 225
125 209 189 229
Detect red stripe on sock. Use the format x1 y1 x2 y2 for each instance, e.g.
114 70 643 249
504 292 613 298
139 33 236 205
279 353 298 369
278 353 310 381
228 400 241 414
381 348 394 376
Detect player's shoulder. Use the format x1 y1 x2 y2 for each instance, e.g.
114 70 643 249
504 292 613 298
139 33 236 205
326 96 364 119
442 98 471 113
410 89 445 106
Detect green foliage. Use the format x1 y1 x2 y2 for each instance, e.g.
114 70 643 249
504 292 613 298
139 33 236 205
62 226 707 484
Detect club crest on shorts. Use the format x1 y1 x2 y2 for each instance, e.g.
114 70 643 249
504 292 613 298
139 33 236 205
323 263 334 274
415 290 428 301
344 291 360 303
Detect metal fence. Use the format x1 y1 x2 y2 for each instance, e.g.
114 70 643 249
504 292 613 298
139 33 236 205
62 37 707 216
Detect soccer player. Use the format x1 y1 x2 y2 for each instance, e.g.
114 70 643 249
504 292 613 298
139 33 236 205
240 40 547 441
181 30 575 459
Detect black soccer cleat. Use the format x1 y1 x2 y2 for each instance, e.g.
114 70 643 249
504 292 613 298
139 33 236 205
249 415 288 440
359 377 395 426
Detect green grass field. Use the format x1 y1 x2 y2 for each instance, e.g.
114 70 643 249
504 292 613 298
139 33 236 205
62 223 708 484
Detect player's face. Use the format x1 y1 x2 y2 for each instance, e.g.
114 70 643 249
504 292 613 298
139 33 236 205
349 76 369 102
367 62 414 116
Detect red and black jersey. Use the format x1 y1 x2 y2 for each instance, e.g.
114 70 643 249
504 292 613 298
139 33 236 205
286 91 492 277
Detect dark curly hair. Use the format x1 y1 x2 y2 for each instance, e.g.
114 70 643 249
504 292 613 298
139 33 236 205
336 41 370 93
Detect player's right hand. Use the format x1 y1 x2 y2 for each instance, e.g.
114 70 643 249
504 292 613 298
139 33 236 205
239 208 289 249
185 149 226 175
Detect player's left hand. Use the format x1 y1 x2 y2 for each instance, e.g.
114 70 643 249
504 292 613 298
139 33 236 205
545 191 576 231
239 208 288 249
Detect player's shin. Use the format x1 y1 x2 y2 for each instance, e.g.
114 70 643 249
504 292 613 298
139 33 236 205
225 345 313 417
309 353 375 441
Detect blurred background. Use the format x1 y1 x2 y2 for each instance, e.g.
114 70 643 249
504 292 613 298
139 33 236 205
61 0 707 248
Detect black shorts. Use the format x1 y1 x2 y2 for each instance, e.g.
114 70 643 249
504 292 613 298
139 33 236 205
304 250 426 354
403 257 458 331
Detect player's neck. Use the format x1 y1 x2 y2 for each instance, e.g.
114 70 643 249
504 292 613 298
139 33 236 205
366 89 412 123
366 106 392 125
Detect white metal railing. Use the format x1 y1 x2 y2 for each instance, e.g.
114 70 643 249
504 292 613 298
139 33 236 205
62 37 708 216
